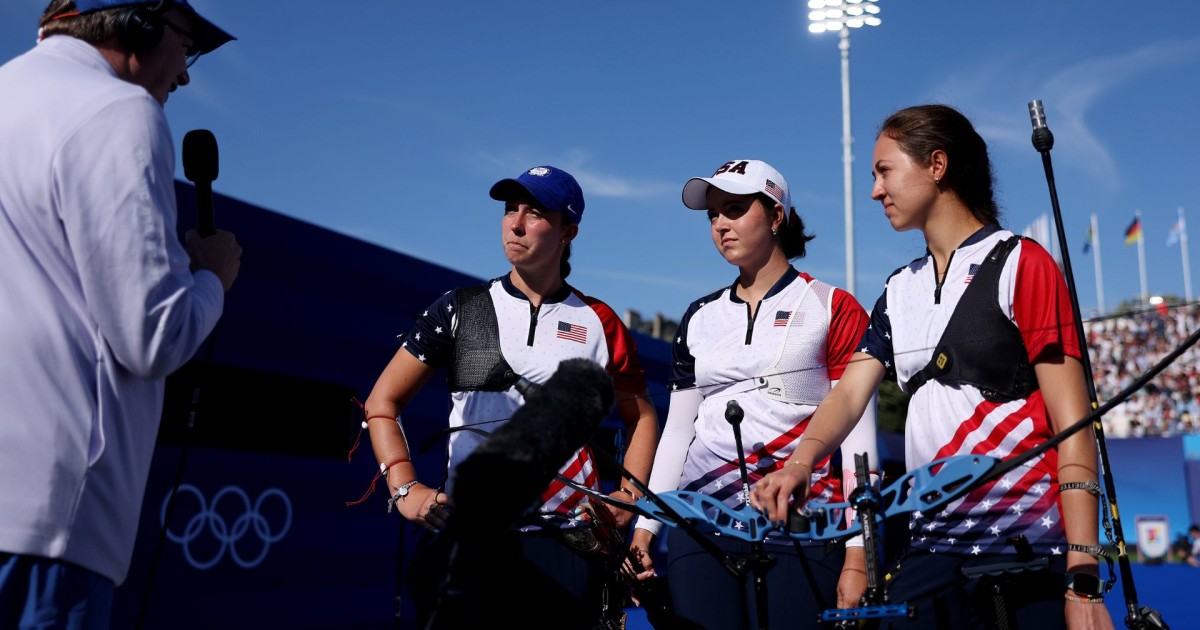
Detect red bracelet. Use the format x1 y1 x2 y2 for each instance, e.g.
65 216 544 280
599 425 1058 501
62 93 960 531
378 457 412 473
345 457 412 508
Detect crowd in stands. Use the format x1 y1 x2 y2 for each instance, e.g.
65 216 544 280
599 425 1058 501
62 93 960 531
626 303 1200 439
1087 303 1200 437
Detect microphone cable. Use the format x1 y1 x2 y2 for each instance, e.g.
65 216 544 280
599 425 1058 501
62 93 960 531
135 326 219 630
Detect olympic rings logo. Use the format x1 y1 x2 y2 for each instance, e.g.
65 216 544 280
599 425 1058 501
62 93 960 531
160 484 292 570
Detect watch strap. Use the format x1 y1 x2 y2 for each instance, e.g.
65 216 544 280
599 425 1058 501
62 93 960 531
1067 543 1104 556
1058 480 1102 496
387 480 420 514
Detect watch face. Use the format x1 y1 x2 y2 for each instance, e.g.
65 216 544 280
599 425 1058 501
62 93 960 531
1066 573 1102 596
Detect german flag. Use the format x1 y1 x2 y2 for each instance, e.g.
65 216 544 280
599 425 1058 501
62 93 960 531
1124 216 1142 246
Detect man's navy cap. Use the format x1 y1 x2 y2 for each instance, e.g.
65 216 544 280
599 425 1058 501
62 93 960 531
489 166 586 224
74 0 235 55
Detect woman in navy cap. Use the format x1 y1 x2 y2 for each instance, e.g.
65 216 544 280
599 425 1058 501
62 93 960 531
361 165 659 628
631 159 877 628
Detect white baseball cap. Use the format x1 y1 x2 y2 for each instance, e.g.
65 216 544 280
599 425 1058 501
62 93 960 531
681 159 791 212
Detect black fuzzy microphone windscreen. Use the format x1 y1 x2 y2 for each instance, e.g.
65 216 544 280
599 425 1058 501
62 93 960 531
450 358 614 536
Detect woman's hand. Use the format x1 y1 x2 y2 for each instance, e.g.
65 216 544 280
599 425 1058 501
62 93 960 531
626 528 658 607
606 488 640 529
749 461 812 523
837 546 867 608
394 483 452 532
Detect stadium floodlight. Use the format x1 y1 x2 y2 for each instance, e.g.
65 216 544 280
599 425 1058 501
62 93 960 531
807 0 882 297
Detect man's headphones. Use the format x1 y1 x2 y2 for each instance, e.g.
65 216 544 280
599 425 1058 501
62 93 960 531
116 0 170 54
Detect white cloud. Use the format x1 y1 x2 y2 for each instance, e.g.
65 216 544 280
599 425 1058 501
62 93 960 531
943 38 1200 191
471 147 677 200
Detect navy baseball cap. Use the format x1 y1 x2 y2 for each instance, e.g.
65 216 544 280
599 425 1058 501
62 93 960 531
489 166 586 224
74 0 235 55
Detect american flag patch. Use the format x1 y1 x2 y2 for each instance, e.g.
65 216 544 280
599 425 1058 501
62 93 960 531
557 321 587 343
774 310 791 327
965 263 980 284
764 179 785 204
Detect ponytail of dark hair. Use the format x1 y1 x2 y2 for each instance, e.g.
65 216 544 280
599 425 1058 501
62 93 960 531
758 195 814 260
559 242 572 280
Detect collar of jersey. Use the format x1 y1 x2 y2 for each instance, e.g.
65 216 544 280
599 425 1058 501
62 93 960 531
725 266 800 305
923 222 1003 259
498 273 574 304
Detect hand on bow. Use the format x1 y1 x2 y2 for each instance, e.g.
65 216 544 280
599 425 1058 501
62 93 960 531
392 482 452 532
749 460 813 524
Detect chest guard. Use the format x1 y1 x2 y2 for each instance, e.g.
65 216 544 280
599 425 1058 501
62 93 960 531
903 237 1037 403
447 283 520 393
756 279 833 405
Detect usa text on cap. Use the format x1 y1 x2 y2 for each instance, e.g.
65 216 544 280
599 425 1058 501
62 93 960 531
681 159 791 213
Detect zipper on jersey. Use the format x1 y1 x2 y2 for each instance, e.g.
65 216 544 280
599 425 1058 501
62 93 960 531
527 303 541 346
745 300 760 344
933 250 956 305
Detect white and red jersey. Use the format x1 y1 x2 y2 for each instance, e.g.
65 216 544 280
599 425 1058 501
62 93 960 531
671 269 869 511
403 274 647 520
859 225 1081 555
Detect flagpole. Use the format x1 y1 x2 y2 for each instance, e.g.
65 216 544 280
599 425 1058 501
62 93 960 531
1179 207 1192 303
1136 209 1148 306
1092 213 1106 315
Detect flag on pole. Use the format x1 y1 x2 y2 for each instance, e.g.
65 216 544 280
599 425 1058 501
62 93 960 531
1167 213 1186 246
1083 226 1094 254
1022 213 1051 246
1124 216 1142 246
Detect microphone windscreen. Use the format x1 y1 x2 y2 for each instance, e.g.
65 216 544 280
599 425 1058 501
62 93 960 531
182 129 219 183
450 358 614 535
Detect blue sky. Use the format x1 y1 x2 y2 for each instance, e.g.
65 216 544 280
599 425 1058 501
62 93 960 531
4 1 1198 321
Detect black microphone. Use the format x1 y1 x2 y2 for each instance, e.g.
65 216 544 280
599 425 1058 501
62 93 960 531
724 399 756 518
1028 100 1054 153
182 129 219 237
513 375 538 399
725 399 744 427
450 358 615 536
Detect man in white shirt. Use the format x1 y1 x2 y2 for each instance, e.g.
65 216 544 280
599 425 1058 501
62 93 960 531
0 1 241 627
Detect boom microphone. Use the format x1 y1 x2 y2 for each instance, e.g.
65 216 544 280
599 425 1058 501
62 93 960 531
182 129 219 237
450 358 614 535
1028 100 1053 153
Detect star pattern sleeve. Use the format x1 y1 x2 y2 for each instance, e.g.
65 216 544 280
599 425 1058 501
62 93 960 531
401 289 457 367
858 288 897 382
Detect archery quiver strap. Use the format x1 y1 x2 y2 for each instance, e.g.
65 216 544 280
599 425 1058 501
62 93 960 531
447 283 520 392
904 237 1037 403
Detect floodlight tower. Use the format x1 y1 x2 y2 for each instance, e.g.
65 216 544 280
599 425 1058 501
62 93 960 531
808 0 881 297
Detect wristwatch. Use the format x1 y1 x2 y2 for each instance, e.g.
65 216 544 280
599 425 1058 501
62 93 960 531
1064 572 1103 597
394 480 419 500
